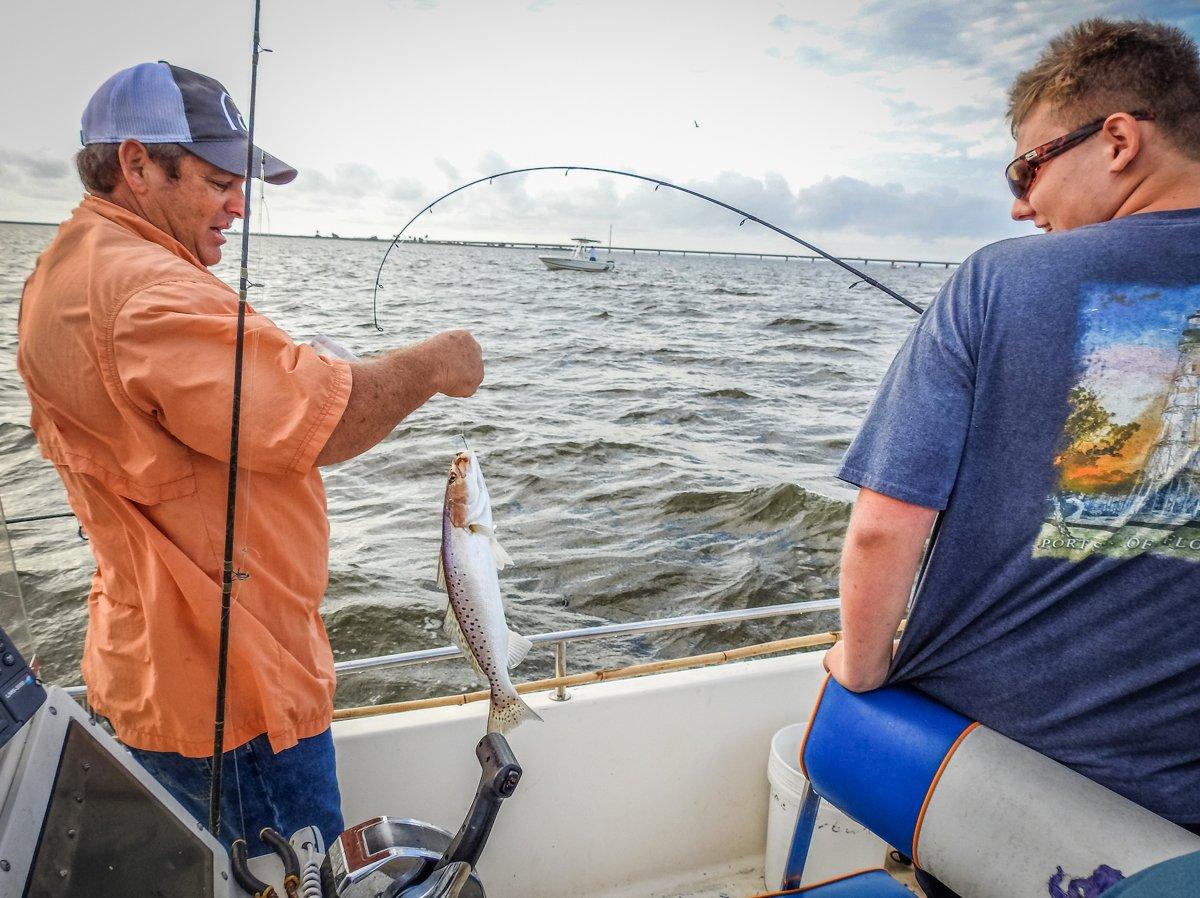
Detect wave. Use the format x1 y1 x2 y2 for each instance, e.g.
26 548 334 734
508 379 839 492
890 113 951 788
663 482 850 529
702 388 753 400
767 317 840 331
0 421 37 453
617 408 704 425
500 438 657 468
708 287 766 296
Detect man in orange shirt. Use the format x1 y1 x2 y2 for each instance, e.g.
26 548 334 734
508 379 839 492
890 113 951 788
17 62 483 852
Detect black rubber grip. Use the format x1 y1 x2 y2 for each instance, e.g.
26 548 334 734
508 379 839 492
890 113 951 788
260 826 301 879
230 838 275 898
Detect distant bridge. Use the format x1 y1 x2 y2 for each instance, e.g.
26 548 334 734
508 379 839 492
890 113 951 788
1 220 960 269
411 239 960 268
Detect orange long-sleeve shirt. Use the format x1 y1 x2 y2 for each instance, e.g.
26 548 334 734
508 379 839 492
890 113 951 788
18 194 352 756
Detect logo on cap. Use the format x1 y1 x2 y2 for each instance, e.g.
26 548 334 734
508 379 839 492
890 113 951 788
220 93 248 133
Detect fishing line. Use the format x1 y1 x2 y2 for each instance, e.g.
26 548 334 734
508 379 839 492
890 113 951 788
370 165 926 331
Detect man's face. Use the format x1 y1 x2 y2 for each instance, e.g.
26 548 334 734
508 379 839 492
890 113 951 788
1010 103 1125 234
143 151 245 267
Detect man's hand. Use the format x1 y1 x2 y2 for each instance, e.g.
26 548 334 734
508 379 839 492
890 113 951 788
823 638 845 676
430 329 484 397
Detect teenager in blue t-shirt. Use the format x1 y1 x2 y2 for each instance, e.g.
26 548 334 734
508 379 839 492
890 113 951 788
821 18 1200 898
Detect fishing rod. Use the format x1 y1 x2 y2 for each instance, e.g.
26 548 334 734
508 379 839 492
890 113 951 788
371 165 925 330
210 0 265 836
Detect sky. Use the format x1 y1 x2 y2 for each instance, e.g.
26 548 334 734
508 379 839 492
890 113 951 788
3 0 1200 261
1078 284 1200 422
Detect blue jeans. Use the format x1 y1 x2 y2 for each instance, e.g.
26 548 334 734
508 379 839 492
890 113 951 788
129 728 345 855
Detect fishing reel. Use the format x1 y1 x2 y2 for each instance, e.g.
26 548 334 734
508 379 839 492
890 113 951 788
321 733 522 898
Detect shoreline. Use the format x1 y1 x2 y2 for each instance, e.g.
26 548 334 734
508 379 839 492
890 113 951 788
0 221 961 268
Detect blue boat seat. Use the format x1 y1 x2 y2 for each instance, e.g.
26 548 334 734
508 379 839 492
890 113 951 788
751 868 912 897
788 676 1200 897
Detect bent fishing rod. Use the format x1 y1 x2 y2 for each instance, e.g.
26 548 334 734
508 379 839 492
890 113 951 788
210 0 265 835
371 165 925 330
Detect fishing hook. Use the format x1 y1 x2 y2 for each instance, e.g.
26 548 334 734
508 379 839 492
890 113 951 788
370 165 924 331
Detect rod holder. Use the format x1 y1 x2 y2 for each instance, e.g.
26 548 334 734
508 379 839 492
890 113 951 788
552 641 569 701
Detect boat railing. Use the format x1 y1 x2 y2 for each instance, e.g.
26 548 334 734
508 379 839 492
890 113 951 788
62 598 839 702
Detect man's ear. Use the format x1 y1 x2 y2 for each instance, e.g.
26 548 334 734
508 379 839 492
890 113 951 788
1102 113 1143 175
116 139 153 194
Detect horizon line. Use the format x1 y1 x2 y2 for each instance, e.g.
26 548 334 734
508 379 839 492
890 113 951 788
0 220 964 267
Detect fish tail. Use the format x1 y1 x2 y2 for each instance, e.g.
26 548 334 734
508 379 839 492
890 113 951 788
487 688 543 735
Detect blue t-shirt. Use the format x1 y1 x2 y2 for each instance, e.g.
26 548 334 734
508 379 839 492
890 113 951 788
839 208 1200 823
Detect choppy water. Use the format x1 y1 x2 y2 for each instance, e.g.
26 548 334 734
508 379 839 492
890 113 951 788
0 221 948 707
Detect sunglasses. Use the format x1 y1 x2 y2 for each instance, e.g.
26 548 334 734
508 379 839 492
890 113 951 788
1004 111 1155 200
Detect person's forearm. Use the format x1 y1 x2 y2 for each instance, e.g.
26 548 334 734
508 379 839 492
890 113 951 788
316 342 442 466
830 488 937 692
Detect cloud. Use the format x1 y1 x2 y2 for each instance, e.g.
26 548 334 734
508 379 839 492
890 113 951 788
434 157 461 183
792 175 1009 239
0 147 80 217
0 148 71 183
477 150 511 175
884 98 999 128
297 163 383 200
280 160 428 227
387 178 425 203
393 164 1014 244
795 1 1200 89
763 1 1200 199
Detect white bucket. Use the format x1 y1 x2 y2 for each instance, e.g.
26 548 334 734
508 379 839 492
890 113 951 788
764 722 889 889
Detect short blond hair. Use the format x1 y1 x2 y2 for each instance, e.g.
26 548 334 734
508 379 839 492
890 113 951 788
1007 18 1200 159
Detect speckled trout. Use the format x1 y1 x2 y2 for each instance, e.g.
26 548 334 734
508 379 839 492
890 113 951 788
437 450 542 734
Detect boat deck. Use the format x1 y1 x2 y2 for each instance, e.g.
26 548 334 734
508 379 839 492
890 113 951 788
592 852 922 897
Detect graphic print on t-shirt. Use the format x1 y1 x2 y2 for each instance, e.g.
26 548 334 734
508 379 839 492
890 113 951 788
1035 283 1200 561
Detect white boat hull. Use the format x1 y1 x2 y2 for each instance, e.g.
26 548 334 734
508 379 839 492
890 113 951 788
332 653 828 897
539 255 614 272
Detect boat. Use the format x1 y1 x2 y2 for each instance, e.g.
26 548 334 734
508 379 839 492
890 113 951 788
538 238 615 272
0 597 868 898
7 558 1198 897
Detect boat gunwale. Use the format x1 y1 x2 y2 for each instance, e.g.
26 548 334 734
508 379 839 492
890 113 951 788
62 598 840 698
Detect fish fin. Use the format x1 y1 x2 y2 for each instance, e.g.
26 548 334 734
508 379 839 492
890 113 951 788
436 553 446 588
443 606 486 682
487 691 543 735
490 537 513 570
468 523 513 570
506 629 532 669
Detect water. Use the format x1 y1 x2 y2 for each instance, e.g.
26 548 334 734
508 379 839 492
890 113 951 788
0 221 948 708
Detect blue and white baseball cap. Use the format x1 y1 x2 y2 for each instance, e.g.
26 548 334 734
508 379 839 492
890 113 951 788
81 62 297 185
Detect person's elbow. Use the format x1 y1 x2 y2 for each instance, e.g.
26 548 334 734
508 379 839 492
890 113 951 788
843 514 930 555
